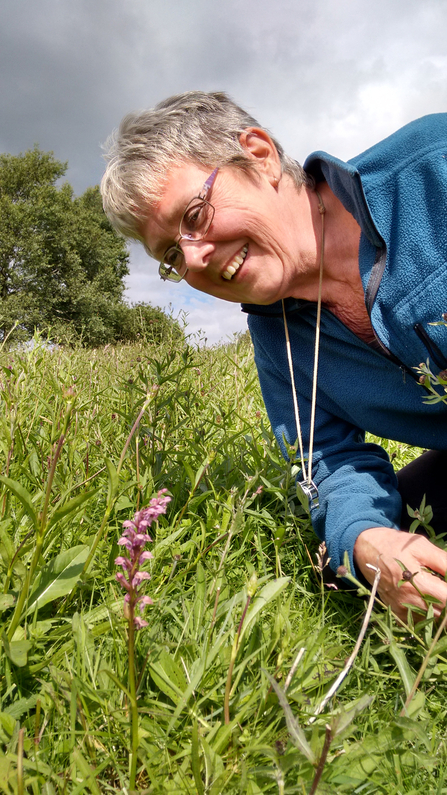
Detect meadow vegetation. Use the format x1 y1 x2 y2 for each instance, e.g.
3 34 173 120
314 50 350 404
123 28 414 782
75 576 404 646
1 327 447 793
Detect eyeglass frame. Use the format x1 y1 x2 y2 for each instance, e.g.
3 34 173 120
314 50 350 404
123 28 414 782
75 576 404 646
158 167 219 283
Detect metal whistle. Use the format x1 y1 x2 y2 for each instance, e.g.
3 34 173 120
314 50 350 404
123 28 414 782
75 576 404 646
297 479 319 510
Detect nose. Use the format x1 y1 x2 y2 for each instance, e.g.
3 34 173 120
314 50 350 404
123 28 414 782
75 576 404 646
180 238 214 271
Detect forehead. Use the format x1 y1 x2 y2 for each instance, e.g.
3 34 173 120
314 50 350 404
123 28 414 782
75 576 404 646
142 161 213 257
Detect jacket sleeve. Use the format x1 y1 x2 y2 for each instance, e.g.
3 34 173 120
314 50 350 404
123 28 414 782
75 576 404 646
248 312 402 576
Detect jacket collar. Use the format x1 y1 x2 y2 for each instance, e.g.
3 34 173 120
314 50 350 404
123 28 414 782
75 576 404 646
241 297 309 317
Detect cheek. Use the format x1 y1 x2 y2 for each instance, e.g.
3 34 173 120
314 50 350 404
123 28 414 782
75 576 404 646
212 206 276 244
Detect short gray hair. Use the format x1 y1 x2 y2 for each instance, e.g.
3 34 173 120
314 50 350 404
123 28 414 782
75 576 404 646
101 90 309 241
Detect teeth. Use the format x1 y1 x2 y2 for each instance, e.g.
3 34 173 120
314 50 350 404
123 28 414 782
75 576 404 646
222 245 248 281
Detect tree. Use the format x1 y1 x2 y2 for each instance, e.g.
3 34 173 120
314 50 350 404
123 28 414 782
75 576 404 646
113 302 184 346
0 147 130 346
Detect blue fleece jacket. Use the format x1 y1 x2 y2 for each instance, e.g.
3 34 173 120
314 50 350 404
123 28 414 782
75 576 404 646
242 113 447 574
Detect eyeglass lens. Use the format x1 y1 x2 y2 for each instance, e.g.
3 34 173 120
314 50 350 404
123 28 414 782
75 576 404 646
159 168 218 282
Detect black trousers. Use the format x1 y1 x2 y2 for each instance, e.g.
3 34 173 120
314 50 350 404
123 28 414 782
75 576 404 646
397 450 447 535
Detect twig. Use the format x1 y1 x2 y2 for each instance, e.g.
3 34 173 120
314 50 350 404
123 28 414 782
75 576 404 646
309 565 380 722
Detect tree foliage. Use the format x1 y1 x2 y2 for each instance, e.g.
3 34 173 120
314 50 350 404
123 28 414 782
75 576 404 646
0 147 180 347
113 302 184 346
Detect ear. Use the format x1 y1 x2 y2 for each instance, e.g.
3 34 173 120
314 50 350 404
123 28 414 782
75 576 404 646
239 127 281 184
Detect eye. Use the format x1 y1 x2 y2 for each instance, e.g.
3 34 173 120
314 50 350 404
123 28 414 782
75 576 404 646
182 200 210 235
163 245 184 272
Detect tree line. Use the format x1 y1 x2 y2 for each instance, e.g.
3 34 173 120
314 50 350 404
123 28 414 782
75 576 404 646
0 147 182 346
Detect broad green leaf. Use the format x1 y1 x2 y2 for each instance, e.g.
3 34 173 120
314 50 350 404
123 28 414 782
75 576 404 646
404 689 426 718
149 650 187 702
0 712 16 738
394 715 431 749
26 545 89 614
211 714 251 756
1 632 32 667
3 695 39 721
114 495 134 512
0 519 14 561
242 577 290 639
264 671 315 763
331 694 374 737
166 656 213 736
0 595 15 613
153 526 185 554
47 487 99 529
0 475 38 530
431 635 447 656
105 457 118 505
389 640 415 698
1 365 16 377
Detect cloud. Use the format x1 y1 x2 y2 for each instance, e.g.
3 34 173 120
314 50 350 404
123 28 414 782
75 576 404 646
2 0 447 340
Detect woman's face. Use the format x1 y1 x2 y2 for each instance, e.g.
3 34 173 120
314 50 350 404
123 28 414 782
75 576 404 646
142 137 312 305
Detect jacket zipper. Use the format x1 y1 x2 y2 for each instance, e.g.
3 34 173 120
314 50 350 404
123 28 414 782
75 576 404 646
364 247 420 383
414 323 447 370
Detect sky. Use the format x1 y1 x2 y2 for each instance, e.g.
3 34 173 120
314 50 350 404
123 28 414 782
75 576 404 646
1 0 447 343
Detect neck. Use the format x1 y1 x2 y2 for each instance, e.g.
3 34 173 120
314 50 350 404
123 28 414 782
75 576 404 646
287 182 362 304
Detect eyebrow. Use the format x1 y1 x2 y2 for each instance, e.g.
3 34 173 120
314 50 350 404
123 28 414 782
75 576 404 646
145 234 179 263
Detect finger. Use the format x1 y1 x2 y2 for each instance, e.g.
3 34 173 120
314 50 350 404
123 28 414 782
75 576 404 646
412 569 447 608
388 573 446 621
376 561 447 617
399 535 447 577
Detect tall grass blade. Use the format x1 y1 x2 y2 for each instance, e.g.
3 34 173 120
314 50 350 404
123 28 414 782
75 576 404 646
0 475 38 530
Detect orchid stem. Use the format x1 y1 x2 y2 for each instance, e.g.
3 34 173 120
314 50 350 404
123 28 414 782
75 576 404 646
128 606 139 790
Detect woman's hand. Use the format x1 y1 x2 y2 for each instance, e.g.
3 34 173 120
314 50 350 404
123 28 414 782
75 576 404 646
354 527 447 621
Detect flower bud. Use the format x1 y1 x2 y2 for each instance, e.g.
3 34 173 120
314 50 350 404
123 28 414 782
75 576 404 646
247 570 258 598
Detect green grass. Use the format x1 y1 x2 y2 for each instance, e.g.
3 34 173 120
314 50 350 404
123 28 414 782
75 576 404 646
0 331 447 793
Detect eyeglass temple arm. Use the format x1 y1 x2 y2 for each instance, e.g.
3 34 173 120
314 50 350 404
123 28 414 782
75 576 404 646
199 168 219 200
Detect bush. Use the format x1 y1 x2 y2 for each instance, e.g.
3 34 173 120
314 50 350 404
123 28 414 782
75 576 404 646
112 301 185 346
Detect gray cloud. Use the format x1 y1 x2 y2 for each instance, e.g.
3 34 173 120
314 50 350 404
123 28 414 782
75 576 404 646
2 0 447 342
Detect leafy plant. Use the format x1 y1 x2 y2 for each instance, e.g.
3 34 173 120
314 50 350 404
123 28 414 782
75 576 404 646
0 331 446 792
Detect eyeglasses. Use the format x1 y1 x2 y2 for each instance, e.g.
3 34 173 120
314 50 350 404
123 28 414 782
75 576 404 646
158 168 218 283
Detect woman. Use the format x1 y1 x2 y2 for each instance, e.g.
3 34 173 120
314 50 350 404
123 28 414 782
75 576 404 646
101 91 447 620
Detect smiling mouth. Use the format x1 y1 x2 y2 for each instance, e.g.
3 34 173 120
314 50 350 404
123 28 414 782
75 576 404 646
222 245 248 281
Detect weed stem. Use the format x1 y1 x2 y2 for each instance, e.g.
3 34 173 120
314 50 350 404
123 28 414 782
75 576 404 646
310 565 380 721
309 724 332 795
